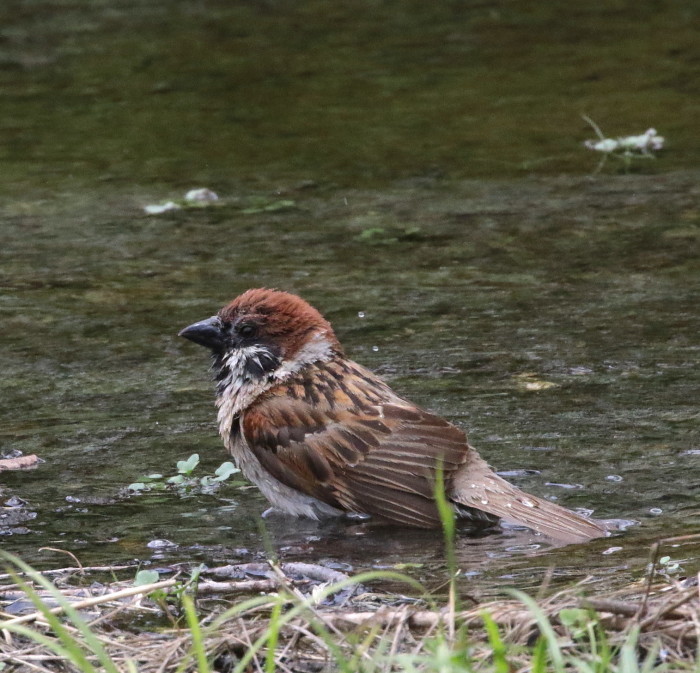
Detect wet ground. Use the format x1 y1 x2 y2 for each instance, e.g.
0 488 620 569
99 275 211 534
0 1 699 596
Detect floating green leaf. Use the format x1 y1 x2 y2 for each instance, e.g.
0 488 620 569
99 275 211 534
134 569 160 586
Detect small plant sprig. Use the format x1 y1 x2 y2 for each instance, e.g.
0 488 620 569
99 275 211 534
656 554 683 579
127 453 239 495
133 565 205 625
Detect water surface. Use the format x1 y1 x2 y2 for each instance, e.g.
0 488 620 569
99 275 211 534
0 0 698 594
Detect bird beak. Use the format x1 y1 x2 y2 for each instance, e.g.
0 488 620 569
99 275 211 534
178 316 224 351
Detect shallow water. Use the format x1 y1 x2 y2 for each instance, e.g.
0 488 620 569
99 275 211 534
2 0 699 194
0 1 699 594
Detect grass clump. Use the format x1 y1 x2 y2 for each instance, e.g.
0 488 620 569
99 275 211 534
0 546 698 673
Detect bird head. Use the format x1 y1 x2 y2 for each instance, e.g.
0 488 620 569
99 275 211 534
179 289 343 382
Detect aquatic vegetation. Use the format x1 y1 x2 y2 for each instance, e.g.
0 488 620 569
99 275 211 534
582 115 665 173
143 188 220 215
127 453 239 495
239 197 296 214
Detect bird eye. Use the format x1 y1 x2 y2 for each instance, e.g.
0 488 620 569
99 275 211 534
238 323 257 338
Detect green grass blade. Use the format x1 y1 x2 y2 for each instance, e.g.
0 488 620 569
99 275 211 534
179 592 211 673
481 611 510 673
1 552 123 673
434 462 456 576
530 635 548 673
2 566 99 672
509 589 565 671
0 620 91 669
265 598 283 673
216 570 424 673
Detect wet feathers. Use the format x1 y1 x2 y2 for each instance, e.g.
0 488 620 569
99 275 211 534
180 289 607 543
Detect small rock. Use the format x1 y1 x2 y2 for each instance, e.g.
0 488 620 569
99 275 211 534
147 538 178 549
184 188 219 203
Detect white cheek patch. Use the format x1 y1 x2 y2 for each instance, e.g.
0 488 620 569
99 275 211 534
274 332 334 380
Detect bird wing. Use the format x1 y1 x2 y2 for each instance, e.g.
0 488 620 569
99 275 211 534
240 359 470 527
241 358 606 540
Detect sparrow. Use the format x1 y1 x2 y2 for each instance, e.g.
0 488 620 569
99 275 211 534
179 289 606 543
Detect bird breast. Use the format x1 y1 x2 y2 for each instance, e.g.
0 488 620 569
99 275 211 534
225 420 344 520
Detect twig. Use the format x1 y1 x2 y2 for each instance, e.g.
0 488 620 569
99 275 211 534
37 548 83 572
0 655 56 673
0 564 136 582
638 533 700 620
268 561 352 649
277 626 302 666
238 615 266 673
154 636 189 673
281 562 351 585
388 605 409 661
639 539 662 618
197 579 279 595
639 586 698 631
582 598 639 617
0 578 178 626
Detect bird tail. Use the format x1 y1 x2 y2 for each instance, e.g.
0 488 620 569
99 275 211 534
450 451 607 544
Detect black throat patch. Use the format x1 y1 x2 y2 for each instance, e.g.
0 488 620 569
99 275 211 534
243 348 281 378
212 346 281 396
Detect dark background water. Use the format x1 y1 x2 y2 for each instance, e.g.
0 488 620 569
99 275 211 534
0 1 698 594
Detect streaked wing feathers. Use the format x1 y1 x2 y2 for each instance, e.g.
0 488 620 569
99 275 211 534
241 377 470 526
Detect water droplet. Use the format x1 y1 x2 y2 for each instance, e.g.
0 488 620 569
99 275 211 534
372 346 379 352
470 483 476 489
606 475 623 482
649 508 663 516
520 498 536 508
602 546 623 555
346 512 371 521
357 311 365 318
505 502 512 508
480 499 489 505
